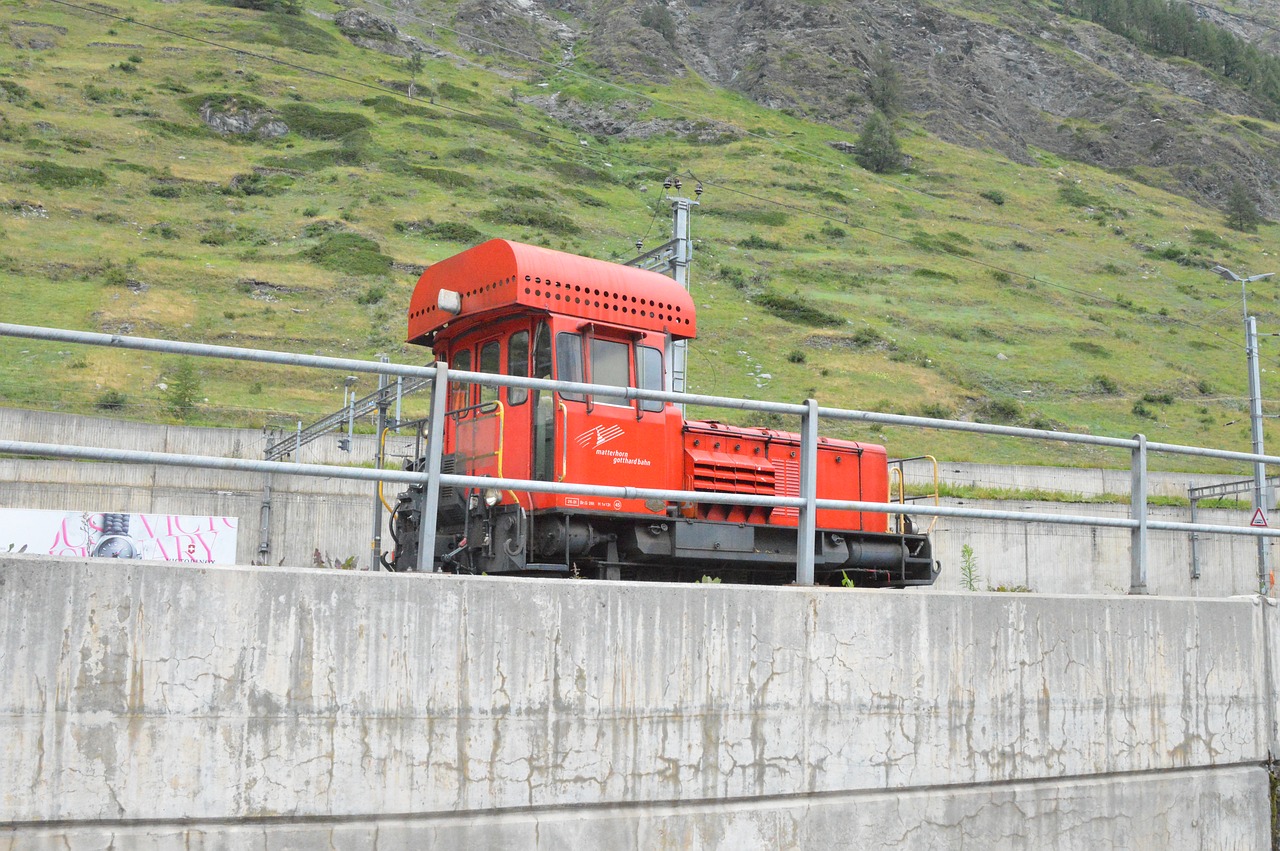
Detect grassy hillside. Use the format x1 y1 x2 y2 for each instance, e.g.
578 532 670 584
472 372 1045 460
2 0 1278 473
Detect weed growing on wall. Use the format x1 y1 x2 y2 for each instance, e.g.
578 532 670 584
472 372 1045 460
960 544 980 592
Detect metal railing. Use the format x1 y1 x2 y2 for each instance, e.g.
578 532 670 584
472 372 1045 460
3 322 1280 594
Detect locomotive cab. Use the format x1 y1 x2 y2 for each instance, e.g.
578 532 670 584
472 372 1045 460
391 239 695 577
388 239 938 586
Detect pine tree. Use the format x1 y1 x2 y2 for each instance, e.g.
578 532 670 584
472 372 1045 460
165 358 202 421
406 52 424 99
855 111 903 174
1225 180 1262 233
868 48 901 116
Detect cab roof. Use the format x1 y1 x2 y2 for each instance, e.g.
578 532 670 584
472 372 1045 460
407 239 697 346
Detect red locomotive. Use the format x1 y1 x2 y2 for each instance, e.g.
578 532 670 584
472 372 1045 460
387 239 938 586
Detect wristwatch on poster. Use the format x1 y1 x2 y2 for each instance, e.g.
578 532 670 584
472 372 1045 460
92 513 140 559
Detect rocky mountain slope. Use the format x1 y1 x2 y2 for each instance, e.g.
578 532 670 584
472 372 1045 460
433 0 1280 216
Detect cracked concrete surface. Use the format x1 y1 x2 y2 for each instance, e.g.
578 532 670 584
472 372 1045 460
0 556 1272 847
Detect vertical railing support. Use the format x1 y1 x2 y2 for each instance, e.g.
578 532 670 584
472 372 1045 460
1130 433 1149 594
371 358 389 571
797 398 819 586
1188 486 1201 581
416 363 448 573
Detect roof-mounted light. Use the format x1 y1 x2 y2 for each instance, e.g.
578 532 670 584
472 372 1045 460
438 289 462 315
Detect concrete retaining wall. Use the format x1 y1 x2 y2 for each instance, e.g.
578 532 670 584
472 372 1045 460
1 556 1274 847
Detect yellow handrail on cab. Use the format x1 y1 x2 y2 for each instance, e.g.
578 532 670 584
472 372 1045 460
558 401 569 482
888 454 940 535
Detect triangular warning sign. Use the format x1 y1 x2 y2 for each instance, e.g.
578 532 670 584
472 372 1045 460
1252 508 1269 528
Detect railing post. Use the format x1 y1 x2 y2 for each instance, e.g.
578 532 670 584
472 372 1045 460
1130 432 1149 594
797 398 819 586
416 362 448 573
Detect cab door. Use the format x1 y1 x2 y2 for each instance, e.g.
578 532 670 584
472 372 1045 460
553 329 676 513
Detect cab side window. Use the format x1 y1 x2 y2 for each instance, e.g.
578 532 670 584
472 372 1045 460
556 332 584 402
590 337 630 407
508 330 529 406
479 340 500 404
637 345 664 413
449 348 472 411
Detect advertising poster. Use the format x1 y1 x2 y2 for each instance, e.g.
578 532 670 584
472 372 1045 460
0 509 238 565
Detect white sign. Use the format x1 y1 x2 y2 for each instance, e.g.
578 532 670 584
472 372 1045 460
0 509 238 565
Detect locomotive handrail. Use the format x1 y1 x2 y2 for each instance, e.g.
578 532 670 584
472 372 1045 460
7 322 1280 594
558 401 569 482
888 455 940 535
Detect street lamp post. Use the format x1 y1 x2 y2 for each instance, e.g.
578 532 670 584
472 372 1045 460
1213 265 1275 594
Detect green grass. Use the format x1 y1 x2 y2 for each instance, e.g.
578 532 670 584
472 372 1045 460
0 0 1276 478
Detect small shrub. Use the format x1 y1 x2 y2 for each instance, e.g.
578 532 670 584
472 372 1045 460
1069 340 1111 358
1196 379 1213 395
1189 228 1230 250
787 350 807 364
498 184 552 201
437 81 477 102
278 103 371 140
820 224 846 239
911 230 973 257
978 189 1006 205
754 290 843 327
918 402 953 419
83 84 127 103
1142 391 1174 405
225 171 293 197
0 80 30 103
103 264 132 287
1094 375 1119 394
849 326 883 347
480 203 580 235
738 234 784 250
990 270 1012 284
409 167 474 188
640 5 677 44
356 284 387 305
450 146 493 164
17 160 107 189
1058 182 1102 208
719 265 748 289
304 232 393 275
976 398 1021 425
546 160 614 186
95 389 128 411
1132 400 1156 419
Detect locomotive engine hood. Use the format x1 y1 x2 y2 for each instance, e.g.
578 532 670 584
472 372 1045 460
407 238 698 347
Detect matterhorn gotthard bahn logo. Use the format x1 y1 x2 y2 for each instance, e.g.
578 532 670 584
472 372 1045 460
575 424 652 467
576 424 625 448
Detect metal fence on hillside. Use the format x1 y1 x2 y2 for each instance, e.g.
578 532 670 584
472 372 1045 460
1 322 1278 595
